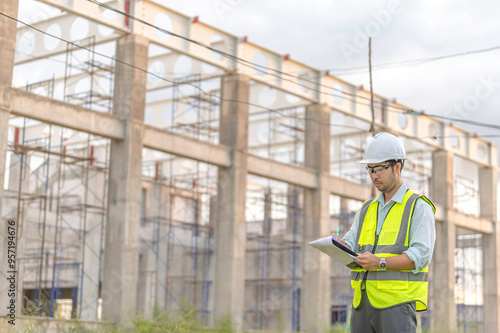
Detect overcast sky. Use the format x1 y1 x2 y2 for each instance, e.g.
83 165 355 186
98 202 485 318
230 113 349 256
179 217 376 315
159 0 500 142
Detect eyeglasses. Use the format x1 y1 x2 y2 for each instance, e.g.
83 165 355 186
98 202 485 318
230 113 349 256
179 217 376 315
366 163 393 174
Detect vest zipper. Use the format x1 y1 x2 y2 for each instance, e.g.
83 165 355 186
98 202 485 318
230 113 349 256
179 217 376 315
372 234 379 254
362 227 380 289
359 200 397 290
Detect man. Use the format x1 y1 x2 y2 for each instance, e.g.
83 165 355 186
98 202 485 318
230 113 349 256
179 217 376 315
339 132 436 333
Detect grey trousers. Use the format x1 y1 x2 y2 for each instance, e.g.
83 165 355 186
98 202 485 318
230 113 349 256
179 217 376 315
351 289 417 333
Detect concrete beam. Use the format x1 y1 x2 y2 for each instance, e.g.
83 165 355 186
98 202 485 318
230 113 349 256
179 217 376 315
143 125 231 167
15 30 120 66
16 0 496 167
434 204 494 234
2 88 455 214
247 155 316 189
0 87 415 207
248 155 372 201
140 0 497 167
7 88 124 139
35 0 128 32
449 210 494 234
325 174 371 202
11 1 127 64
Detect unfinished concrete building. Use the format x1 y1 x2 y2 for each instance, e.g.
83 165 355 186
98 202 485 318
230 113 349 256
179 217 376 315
0 0 498 332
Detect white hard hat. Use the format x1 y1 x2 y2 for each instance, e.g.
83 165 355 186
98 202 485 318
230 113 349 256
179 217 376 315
358 132 407 164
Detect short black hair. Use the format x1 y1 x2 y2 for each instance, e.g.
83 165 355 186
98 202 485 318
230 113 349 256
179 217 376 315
387 159 404 170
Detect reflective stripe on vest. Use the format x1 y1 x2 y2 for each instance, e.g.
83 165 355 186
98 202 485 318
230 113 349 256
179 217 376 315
351 270 428 282
350 190 435 312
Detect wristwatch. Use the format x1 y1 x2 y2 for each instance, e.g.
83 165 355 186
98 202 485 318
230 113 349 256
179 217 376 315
378 257 387 270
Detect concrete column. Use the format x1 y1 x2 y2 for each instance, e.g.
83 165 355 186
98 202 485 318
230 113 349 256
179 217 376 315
286 185 303 241
101 34 148 326
7 153 30 316
0 0 19 318
0 0 17 87
137 249 156 318
213 74 249 331
481 162 499 333
301 104 331 332
153 183 169 312
81 169 106 321
339 198 351 234
479 165 498 220
431 150 456 331
151 184 170 309
263 189 272 236
136 182 169 317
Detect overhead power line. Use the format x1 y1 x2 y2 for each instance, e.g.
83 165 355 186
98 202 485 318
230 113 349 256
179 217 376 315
88 0 500 92
2 5 397 128
2 10 500 138
330 44 500 75
401 109 500 131
84 0 500 135
84 0 387 105
0 11 367 133
82 0 500 136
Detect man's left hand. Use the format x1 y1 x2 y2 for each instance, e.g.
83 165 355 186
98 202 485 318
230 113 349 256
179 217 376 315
354 252 381 271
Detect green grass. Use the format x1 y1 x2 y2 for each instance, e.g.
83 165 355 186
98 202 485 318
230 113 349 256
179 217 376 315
5 300 482 333
132 301 235 333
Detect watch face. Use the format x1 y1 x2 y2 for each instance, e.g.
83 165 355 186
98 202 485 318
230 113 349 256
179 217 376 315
380 262 387 270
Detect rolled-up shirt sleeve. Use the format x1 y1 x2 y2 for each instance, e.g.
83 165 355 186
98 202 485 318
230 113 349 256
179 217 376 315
343 210 360 251
404 199 436 274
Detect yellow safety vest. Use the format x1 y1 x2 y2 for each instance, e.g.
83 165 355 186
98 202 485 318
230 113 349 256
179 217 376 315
350 190 435 311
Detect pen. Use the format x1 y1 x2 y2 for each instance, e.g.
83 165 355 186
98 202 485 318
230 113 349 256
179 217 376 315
336 226 339 238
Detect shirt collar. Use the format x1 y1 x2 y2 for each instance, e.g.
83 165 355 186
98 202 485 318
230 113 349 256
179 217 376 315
376 183 408 205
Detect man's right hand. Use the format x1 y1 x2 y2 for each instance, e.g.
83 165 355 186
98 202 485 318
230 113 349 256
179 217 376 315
333 235 351 250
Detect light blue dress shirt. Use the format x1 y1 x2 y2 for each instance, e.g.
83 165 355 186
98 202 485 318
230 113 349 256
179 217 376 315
343 183 436 274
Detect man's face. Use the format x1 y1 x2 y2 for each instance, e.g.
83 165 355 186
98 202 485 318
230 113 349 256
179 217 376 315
366 161 399 193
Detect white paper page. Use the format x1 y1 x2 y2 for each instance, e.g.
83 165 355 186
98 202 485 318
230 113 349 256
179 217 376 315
308 236 358 267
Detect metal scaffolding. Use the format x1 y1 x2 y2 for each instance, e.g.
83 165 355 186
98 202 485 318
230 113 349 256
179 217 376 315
6 116 109 318
139 149 217 323
3 1 497 332
455 232 484 332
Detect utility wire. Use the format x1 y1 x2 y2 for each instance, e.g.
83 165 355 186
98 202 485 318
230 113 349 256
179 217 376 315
426 134 500 139
83 0 500 136
87 0 500 120
7 5 408 132
12 8 381 114
395 109 500 132
368 37 375 135
84 0 387 104
0 11 367 133
3 10 500 138
85 0 457 119
87 0 500 137
330 44 500 74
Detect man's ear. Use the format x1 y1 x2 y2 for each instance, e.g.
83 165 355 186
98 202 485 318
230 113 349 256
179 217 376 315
395 161 402 173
